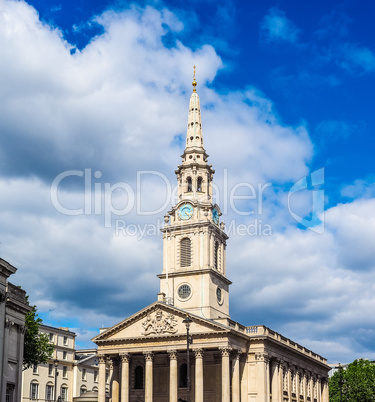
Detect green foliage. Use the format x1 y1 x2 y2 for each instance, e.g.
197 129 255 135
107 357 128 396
23 305 54 369
329 359 375 402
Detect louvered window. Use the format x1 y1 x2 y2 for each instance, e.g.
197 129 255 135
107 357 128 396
180 238 191 267
214 241 219 270
187 177 192 192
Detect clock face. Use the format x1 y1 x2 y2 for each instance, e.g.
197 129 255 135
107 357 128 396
212 208 219 224
178 203 194 220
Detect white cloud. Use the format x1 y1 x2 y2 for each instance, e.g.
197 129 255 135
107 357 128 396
1 0 374 363
337 43 375 74
260 7 300 44
341 178 375 199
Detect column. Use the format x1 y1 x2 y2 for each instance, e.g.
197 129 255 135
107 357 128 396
98 354 107 402
120 353 130 402
279 361 284 402
287 366 293 401
231 350 240 402
168 350 178 402
303 371 307 402
296 370 301 399
271 359 281 402
256 353 270 401
322 378 329 402
110 357 120 402
317 376 322 402
221 347 231 402
194 349 204 402
144 352 153 402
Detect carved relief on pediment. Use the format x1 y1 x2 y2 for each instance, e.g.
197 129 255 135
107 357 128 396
142 308 178 336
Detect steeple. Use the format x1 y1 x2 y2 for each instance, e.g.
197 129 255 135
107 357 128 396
176 68 213 203
159 69 231 320
184 66 205 154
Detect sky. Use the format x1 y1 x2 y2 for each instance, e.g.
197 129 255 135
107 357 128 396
1 0 375 364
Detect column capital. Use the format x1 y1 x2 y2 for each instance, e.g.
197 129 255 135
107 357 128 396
120 353 131 363
97 354 107 364
194 348 204 359
231 349 241 360
255 352 270 363
168 350 178 360
220 347 232 357
143 351 154 361
108 356 120 368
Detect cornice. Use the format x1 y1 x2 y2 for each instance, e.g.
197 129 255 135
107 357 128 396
157 268 232 285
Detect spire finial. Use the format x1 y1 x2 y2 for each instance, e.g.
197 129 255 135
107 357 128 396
192 65 197 92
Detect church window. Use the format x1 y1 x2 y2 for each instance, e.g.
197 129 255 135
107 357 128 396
178 284 191 299
179 363 187 388
187 177 192 192
214 241 219 270
134 366 144 389
180 238 191 267
197 177 202 192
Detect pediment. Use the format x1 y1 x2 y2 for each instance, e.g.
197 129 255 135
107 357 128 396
92 302 229 344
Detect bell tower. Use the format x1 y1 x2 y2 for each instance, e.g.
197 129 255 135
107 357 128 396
158 68 231 319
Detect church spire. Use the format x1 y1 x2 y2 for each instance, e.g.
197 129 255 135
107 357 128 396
183 67 206 162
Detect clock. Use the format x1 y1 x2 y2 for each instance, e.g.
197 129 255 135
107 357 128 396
212 208 219 224
178 203 194 220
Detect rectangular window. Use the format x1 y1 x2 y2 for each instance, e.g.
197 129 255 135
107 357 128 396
106 372 109 383
63 366 67 378
94 371 98 382
46 385 53 400
6 385 14 402
63 351 67 360
63 336 68 345
82 368 86 380
32 364 38 374
30 383 38 399
48 364 53 376
49 333 54 342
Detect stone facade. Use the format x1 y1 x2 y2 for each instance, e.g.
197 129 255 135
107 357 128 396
92 73 330 401
22 325 100 401
0 258 31 402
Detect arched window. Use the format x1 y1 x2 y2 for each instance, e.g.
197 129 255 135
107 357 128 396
214 241 219 270
60 385 68 402
30 381 39 400
197 177 202 192
187 177 192 192
180 238 191 267
46 383 54 401
179 363 187 388
80 385 87 395
134 366 144 389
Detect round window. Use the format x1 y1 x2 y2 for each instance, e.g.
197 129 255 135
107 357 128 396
178 284 192 300
216 287 222 303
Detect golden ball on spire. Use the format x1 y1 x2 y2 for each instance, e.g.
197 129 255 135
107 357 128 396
192 65 197 92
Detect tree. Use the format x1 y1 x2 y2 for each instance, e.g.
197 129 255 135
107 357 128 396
23 305 54 369
329 359 375 402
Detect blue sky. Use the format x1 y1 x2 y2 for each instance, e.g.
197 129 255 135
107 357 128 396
1 0 375 364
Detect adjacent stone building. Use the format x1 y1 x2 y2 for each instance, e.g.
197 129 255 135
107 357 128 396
0 258 31 402
22 325 100 401
93 74 330 402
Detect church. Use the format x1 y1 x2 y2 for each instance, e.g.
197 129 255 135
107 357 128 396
92 72 330 402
